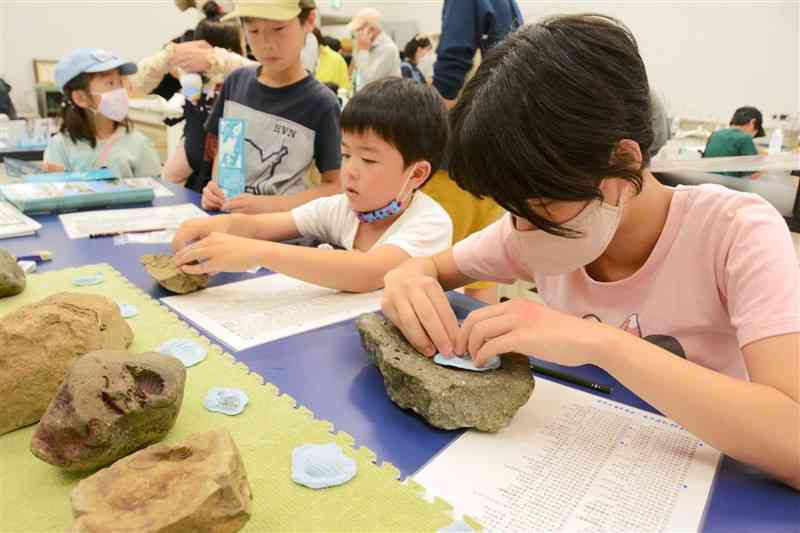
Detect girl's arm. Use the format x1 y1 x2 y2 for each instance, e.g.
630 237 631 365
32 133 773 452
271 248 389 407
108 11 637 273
458 299 800 490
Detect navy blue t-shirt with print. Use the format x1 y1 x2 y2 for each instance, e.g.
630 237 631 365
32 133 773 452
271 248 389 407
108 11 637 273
206 66 341 196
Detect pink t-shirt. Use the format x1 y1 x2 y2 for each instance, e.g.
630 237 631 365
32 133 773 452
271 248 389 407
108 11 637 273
453 184 800 380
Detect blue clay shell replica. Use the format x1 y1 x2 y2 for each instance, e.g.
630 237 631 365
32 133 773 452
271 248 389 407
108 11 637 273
72 272 105 286
438 520 476 532
118 303 138 318
292 443 357 490
157 338 207 367
433 353 501 372
203 387 249 415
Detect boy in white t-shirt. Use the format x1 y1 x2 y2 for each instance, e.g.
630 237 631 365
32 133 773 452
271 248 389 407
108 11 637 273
172 78 453 292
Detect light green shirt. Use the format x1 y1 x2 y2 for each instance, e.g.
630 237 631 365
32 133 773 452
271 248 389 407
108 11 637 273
44 129 161 178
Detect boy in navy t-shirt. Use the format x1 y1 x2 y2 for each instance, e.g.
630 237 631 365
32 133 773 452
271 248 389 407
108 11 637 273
202 0 341 214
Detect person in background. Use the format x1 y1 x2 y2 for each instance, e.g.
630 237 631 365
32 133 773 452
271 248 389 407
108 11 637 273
43 49 161 178
703 106 764 177
0 79 18 120
348 8 401 92
314 28 351 94
145 0 229 101
199 0 341 215
161 18 244 192
425 0 523 304
400 35 433 85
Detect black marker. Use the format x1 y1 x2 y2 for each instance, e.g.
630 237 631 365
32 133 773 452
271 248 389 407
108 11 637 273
531 363 613 395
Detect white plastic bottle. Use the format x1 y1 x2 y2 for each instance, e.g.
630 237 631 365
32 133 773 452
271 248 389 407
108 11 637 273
768 127 783 154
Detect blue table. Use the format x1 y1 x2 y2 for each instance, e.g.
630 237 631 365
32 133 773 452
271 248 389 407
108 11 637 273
2 182 797 532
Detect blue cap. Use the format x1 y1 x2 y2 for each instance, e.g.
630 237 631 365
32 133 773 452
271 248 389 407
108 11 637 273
54 48 137 91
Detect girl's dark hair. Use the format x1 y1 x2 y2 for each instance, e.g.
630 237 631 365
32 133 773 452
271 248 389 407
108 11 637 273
195 18 243 55
59 72 129 148
201 0 223 20
341 78 448 178
402 35 431 64
449 14 654 237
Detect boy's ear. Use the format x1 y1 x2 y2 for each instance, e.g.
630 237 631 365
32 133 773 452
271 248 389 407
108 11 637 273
70 90 93 110
409 160 432 189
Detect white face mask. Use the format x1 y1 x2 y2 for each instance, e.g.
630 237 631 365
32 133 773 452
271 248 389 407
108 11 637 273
505 191 626 275
418 51 435 79
90 87 129 122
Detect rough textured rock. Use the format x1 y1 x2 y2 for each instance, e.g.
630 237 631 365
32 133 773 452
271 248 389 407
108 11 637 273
0 293 134 436
70 429 253 533
141 253 209 294
356 313 535 432
31 350 186 471
0 249 25 298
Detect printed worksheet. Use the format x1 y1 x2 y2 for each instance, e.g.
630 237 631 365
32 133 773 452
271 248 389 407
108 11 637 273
161 274 383 351
59 203 207 239
414 379 721 532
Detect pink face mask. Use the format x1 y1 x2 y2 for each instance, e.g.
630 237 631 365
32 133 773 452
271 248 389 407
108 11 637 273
505 191 626 276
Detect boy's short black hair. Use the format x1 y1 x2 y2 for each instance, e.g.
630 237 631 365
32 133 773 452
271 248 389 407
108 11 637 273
730 106 765 137
449 14 654 237
341 78 448 177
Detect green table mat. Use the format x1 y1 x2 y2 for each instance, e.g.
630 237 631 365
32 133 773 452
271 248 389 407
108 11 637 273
0 264 476 532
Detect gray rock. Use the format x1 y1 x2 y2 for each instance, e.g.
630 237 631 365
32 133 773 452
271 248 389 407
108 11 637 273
70 429 252 533
356 313 535 432
140 253 209 294
31 350 186 472
0 293 134 436
0 249 25 298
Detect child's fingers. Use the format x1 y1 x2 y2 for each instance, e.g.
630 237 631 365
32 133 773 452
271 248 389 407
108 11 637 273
393 297 436 357
408 286 452 356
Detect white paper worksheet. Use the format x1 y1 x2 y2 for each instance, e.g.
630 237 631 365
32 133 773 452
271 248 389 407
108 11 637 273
59 203 207 239
414 378 721 532
122 178 175 198
161 274 383 351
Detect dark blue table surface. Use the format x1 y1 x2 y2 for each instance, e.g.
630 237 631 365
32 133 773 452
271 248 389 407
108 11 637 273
2 182 797 532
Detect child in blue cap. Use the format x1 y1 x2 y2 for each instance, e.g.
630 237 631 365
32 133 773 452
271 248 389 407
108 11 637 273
42 48 161 178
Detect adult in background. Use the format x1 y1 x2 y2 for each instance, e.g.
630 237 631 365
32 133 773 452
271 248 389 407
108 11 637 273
348 8 401 92
425 0 523 304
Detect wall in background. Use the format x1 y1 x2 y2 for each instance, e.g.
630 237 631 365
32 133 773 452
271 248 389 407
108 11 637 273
5 0 798 123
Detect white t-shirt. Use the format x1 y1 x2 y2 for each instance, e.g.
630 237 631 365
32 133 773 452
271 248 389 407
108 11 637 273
291 191 453 257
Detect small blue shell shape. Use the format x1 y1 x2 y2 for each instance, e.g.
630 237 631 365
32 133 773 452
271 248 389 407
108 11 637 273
291 443 357 489
433 353 501 372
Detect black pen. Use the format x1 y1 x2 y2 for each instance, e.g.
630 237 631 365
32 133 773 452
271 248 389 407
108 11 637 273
531 363 613 395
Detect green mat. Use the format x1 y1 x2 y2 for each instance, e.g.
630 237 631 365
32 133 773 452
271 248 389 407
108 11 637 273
0 264 476 532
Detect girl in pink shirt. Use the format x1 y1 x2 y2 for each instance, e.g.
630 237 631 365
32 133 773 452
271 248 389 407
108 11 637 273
381 15 800 489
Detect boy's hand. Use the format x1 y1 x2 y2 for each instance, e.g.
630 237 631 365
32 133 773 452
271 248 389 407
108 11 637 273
201 181 225 211
174 232 267 275
172 215 234 252
223 193 281 215
381 261 460 358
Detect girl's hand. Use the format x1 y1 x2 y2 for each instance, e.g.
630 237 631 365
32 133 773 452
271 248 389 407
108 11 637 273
174 233 266 275
381 261 460 357
456 298 610 368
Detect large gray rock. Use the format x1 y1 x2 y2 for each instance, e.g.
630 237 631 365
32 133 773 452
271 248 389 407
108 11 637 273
0 293 134 436
356 313 535 432
31 350 186 471
0 249 25 298
141 253 209 294
70 429 253 533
